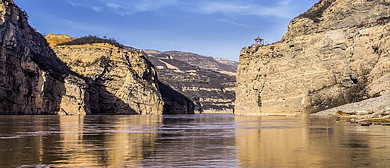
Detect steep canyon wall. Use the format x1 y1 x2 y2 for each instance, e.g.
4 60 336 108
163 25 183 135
236 0 390 115
0 0 194 115
0 0 89 115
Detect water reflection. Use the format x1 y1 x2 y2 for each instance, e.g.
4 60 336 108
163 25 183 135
57 115 163 167
0 115 390 167
235 115 390 167
235 116 314 167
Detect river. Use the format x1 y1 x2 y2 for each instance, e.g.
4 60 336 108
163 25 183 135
0 114 389 167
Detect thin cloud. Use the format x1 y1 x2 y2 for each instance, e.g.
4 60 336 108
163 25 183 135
217 19 248 27
67 0 297 18
91 6 101 12
197 3 251 14
67 0 179 15
194 0 296 18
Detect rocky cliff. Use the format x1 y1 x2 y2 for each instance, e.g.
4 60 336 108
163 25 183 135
47 35 194 114
236 0 390 115
145 50 236 113
0 0 89 115
0 0 193 115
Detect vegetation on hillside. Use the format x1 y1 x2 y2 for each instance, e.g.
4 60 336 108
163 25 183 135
58 35 124 48
297 0 336 23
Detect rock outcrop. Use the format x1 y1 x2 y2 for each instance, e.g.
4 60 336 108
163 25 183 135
0 0 193 115
0 0 89 115
145 50 236 113
47 35 194 115
236 0 390 115
50 42 163 115
45 33 75 47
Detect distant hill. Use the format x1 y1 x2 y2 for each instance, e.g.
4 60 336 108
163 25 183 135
214 58 239 70
148 53 236 113
145 50 237 113
145 50 238 76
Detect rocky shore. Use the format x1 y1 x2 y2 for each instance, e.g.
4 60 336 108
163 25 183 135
313 93 390 122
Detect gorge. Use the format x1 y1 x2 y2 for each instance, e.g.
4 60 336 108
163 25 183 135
0 0 194 115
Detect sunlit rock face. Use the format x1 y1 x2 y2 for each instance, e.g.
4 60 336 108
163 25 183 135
236 0 390 115
49 42 164 115
47 35 194 115
0 0 89 115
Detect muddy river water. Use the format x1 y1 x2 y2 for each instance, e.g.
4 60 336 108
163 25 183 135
0 114 389 167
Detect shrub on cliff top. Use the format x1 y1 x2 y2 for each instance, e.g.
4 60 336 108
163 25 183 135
58 35 124 48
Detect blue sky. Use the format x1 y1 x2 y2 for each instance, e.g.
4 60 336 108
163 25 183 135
14 0 318 61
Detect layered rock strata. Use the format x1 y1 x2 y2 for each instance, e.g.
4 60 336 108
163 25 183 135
236 0 390 115
0 0 89 115
0 0 194 115
52 43 164 114
47 35 194 115
147 52 236 113
146 50 238 76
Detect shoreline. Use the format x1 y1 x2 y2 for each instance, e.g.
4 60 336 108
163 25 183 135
312 94 390 122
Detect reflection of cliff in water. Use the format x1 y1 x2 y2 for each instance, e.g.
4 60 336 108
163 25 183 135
144 115 237 167
1 115 388 167
234 116 377 168
58 115 162 167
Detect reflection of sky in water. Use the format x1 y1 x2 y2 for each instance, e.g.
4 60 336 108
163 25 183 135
0 114 389 167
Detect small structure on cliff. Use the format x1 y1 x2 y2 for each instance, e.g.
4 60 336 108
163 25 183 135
254 36 264 45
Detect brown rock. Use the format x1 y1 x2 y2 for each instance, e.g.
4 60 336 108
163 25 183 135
236 0 390 115
45 33 76 47
0 0 89 115
51 43 165 115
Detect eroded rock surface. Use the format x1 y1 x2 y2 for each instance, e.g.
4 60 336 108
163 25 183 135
50 43 164 114
0 0 89 115
236 0 390 115
0 0 193 115
47 35 195 115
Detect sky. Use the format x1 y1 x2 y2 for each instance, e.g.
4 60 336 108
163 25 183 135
13 0 319 61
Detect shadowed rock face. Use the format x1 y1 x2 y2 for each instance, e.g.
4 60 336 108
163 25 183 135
236 0 390 115
158 81 194 114
147 52 236 113
0 0 89 115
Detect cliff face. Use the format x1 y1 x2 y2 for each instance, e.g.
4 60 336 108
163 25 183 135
0 0 89 115
146 51 236 113
50 43 163 115
0 0 192 115
47 35 194 115
236 0 390 115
